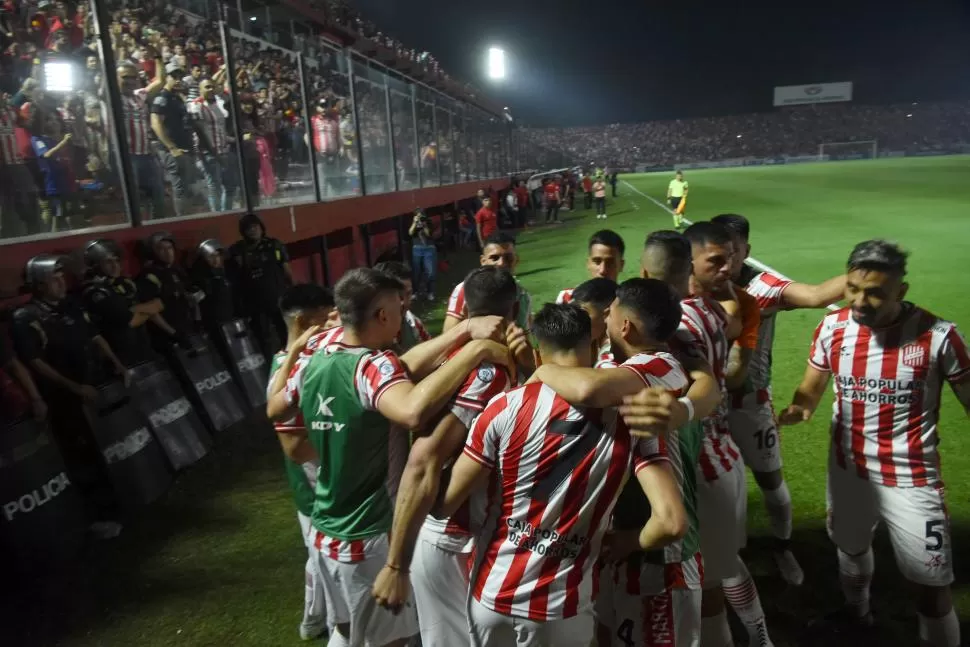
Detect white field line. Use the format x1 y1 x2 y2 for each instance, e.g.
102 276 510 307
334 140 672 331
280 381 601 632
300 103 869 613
621 179 839 311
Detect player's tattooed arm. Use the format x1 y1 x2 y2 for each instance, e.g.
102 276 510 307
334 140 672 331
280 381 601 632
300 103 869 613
530 363 649 409
949 379 970 417
779 365 831 426
399 315 504 379
379 340 510 430
782 274 846 309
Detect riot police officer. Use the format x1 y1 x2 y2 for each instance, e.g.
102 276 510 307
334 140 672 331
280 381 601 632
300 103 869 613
137 232 202 352
228 212 292 355
82 239 164 367
0 330 47 425
192 238 238 333
10 255 128 527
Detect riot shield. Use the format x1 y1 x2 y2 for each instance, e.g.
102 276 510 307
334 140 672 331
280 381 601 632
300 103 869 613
0 417 86 566
129 360 211 471
87 381 173 508
220 318 268 408
173 334 247 432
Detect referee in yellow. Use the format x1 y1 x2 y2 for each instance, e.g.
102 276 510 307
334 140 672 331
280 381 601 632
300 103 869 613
667 170 689 228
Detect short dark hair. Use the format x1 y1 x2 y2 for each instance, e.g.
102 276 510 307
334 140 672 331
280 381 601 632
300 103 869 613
334 268 404 329
463 266 518 317
278 283 335 318
643 230 693 281
710 214 750 241
683 221 734 249
615 278 682 342
589 230 625 257
532 303 592 352
374 260 412 283
847 240 908 277
483 231 517 249
571 278 617 312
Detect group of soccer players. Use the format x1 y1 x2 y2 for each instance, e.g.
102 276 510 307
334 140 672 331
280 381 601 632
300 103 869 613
264 214 969 647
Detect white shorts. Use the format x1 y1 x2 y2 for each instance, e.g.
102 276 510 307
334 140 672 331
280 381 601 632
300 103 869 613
696 461 747 585
596 557 703 647
298 513 327 628
728 393 782 473
298 511 314 548
470 597 593 647
316 534 419 645
412 536 472 647
826 462 954 587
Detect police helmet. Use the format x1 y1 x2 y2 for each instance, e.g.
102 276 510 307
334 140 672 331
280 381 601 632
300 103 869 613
238 212 265 237
24 254 66 286
143 231 177 262
84 239 122 267
197 238 224 257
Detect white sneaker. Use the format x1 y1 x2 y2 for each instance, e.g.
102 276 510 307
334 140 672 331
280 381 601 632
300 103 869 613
299 621 327 641
773 549 805 586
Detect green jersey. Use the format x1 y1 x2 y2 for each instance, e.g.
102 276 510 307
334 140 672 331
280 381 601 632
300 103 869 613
269 353 316 518
612 419 703 565
286 343 409 541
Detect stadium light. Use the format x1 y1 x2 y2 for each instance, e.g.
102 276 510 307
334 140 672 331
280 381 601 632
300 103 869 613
906 113 913 118
487 47 506 81
250 15 257 21
43 61 75 93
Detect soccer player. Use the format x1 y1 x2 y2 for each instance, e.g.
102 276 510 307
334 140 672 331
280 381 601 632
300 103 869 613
642 229 775 647
569 277 618 368
593 175 608 219
371 267 518 647
780 241 970 646
373 261 431 352
530 280 705 647
269 284 335 641
265 268 511 647
437 303 686 646
711 213 846 586
667 170 688 229
444 231 533 338
556 229 626 304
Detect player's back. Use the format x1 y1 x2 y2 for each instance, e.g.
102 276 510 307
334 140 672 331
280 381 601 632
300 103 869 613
810 305 970 487
464 381 632 621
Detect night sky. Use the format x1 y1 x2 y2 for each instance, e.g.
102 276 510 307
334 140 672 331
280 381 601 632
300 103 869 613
352 0 970 127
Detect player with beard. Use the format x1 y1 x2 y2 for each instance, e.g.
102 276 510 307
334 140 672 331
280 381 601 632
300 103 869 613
370 266 519 647
556 230 626 304
711 213 845 585
780 241 970 646
433 303 684 646
642 229 774 647
265 268 511 647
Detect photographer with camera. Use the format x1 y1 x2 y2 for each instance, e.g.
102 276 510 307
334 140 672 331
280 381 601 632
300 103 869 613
409 208 436 302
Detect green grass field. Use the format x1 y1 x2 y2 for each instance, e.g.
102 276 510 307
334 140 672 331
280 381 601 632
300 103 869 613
7 156 970 646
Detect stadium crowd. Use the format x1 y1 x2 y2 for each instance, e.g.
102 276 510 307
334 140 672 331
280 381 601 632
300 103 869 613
0 0 509 240
523 100 970 168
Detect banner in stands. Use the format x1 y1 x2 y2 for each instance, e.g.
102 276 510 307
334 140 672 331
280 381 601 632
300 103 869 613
129 361 212 470
175 336 247 432
773 82 853 107
220 319 269 408
88 381 173 508
0 418 86 565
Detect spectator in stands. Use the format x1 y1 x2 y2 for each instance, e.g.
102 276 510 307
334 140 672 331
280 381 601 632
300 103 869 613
30 111 75 231
309 96 341 197
183 64 204 102
117 58 167 219
151 62 196 217
0 94 38 239
189 74 236 212
409 208 436 301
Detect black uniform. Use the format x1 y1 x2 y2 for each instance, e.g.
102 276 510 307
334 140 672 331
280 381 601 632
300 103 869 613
0 331 30 424
193 263 237 332
137 262 198 351
229 215 290 354
82 275 155 366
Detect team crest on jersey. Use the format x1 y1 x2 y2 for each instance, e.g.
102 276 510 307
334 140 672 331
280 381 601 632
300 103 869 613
478 366 495 382
901 344 926 368
379 361 394 376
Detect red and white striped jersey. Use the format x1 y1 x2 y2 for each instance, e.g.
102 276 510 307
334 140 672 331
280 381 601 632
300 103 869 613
446 281 467 318
304 325 345 356
556 288 574 304
595 340 615 369
422 356 513 552
270 350 305 434
120 88 152 155
311 113 340 155
808 305 970 487
673 296 741 481
743 271 794 395
0 107 23 165
284 340 408 413
463 382 638 621
188 96 230 154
